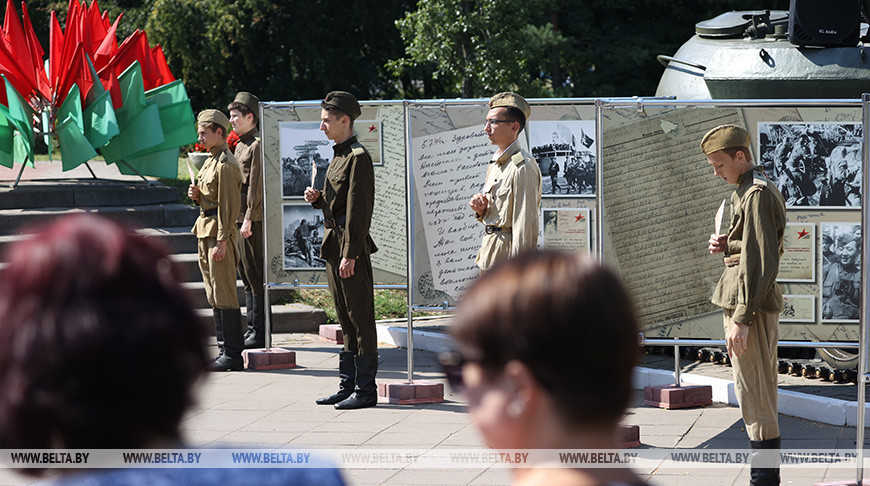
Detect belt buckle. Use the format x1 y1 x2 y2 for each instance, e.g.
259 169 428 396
485 225 499 235
324 218 335 229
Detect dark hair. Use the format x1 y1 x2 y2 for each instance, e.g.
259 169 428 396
722 146 752 163
228 102 258 125
320 101 354 128
199 121 226 138
0 215 208 462
451 250 639 429
502 106 526 132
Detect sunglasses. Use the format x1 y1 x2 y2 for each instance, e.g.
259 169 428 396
438 349 468 393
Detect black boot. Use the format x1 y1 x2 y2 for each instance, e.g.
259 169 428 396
211 309 244 371
335 354 378 410
315 350 356 405
244 293 266 349
750 437 781 486
243 292 254 341
212 308 224 361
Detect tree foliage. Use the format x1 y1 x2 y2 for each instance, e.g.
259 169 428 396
392 0 783 98
146 0 414 111
390 0 549 97
5 0 790 106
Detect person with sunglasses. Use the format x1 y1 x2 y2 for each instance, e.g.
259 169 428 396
468 92 542 272
444 250 647 485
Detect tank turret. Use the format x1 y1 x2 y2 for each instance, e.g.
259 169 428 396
656 10 870 99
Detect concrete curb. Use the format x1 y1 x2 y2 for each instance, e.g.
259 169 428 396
377 322 870 427
632 366 868 427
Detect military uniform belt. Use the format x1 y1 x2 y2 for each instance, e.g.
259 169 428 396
201 208 217 218
324 215 347 229
723 255 741 267
485 225 511 235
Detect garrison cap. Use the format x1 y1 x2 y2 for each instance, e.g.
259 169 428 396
229 91 259 114
323 91 361 120
197 109 230 132
700 125 751 156
489 92 531 123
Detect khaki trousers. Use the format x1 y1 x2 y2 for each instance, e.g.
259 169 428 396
724 308 780 441
198 235 240 309
238 221 264 295
325 254 377 355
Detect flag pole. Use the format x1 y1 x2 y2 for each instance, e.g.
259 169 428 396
117 159 150 183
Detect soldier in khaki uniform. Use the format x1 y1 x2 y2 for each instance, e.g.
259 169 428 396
304 91 379 410
705 125 786 486
228 92 266 349
188 109 245 372
469 92 542 271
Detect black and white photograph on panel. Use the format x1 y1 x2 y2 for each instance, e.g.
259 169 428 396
821 223 861 322
282 204 326 270
528 120 596 197
758 122 862 208
280 121 331 198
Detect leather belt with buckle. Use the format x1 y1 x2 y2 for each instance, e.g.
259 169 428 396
723 255 740 267
201 208 217 217
324 215 346 229
485 225 503 235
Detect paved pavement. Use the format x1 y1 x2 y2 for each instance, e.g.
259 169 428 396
1 329 867 486
0 159 147 183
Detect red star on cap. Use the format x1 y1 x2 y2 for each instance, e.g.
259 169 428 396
368 124 377 133
575 214 584 222
797 229 809 239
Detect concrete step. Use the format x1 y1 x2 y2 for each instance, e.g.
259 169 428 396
194 303 327 334
182 280 296 309
0 179 180 209
0 226 198 258
0 203 198 234
169 252 202 282
138 227 198 254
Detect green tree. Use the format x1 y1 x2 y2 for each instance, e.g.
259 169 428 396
391 0 550 98
147 0 414 111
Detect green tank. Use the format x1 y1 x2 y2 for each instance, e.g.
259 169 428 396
656 10 870 99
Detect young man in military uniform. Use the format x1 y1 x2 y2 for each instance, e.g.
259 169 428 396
468 92 542 271
188 109 244 372
303 91 379 410
705 125 787 486
228 92 266 349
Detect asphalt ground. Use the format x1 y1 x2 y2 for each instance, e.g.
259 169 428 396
1 329 867 486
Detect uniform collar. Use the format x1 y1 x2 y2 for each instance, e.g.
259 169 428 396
737 166 757 186
333 134 358 153
492 139 520 165
238 127 258 142
209 143 229 157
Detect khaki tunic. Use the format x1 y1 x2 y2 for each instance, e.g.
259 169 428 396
474 141 542 270
312 135 378 260
191 143 243 308
235 128 263 223
234 128 264 294
312 135 378 354
711 168 787 324
713 167 786 442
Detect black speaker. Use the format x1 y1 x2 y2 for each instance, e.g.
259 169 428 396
788 0 861 47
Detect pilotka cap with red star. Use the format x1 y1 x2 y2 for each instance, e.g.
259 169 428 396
197 109 230 133
489 92 531 124
323 91 361 120
700 125 751 156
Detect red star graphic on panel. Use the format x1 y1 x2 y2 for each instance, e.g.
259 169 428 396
575 214 584 222
797 229 809 239
368 124 377 133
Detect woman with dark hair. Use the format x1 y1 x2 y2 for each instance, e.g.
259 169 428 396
0 214 344 485
445 250 646 486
